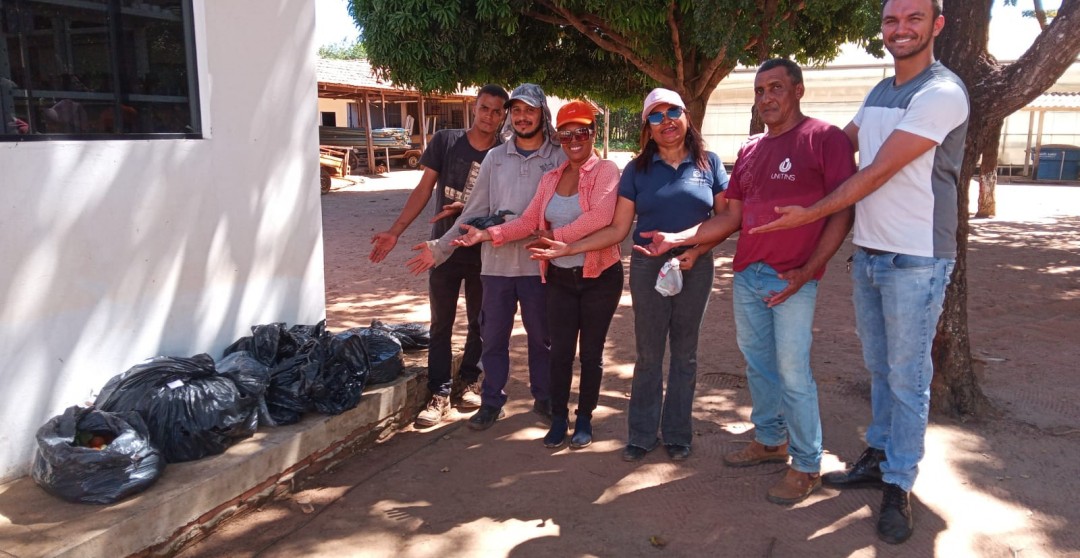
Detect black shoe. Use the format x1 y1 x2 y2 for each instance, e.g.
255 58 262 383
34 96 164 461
822 447 886 489
468 405 504 431
544 416 569 448
877 483 914 544
532 399 553 425
569 415 593 449
665 444 691 462
621 440 658 462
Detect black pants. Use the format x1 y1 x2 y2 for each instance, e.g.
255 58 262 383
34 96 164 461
427 245 483 395
546 261 624 418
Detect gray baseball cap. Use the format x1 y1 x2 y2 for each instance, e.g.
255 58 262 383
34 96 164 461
504 83 546 109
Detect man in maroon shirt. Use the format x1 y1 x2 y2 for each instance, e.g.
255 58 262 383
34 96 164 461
635 58 856 504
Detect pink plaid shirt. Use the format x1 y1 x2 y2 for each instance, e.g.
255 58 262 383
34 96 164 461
488 154 621 281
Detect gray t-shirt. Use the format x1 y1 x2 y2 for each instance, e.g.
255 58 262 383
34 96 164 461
545 193 586 269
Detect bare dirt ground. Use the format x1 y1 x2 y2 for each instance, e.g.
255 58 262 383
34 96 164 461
180 168 1080 557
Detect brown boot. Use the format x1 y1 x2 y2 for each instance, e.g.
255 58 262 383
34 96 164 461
450 376 482 410
767 467 822 505
723 440 789 467
415 394 451 427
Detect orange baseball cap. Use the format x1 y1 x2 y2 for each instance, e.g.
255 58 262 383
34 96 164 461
556 100 596 128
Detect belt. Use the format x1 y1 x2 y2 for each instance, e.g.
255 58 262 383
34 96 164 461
859 247 892 256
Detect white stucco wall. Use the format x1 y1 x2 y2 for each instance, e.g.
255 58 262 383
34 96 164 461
0 0 326 481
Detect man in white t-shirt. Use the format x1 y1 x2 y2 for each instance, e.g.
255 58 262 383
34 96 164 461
750 0 969 545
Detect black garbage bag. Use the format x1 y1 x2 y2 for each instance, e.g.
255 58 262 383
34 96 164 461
459 209 515 234
309 333 370 415
341 327 403 385
216 351 273 429
370 319 430 351
94 354 258 463
223 322 288 367
31 406 164 504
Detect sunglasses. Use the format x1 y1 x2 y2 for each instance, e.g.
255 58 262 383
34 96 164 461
646 106 684 125
556 127 593 144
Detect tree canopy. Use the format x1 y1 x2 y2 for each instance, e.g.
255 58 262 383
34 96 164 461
348 0 881 125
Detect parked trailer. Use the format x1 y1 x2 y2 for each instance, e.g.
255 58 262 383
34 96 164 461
318 126 423 173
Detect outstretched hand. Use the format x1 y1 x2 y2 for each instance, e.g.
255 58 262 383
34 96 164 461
748 205 816 235
369 231 398 263
430 202 464 223
451 224 490 247
527 236 572 260
632 230 681 257
406 242 436 275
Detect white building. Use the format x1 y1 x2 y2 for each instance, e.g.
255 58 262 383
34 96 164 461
0 0 326 481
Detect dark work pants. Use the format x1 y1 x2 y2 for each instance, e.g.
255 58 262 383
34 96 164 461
427 245 483 396
546 262 624 419
478 274 550 408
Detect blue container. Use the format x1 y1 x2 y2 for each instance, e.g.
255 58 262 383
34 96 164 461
1033 145 1080 180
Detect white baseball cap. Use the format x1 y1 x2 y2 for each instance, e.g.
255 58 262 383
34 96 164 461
641 88 686 122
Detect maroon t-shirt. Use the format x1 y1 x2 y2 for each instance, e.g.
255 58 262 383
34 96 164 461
725 117 856 279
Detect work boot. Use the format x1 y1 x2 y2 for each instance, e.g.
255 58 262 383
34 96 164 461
766 467 822 505
467 405 504 431
543 414 569 448
569 414 593 449
414 394 450 428
877 483 914 544
450 375 482 410
822 447 886 489
723 440 789 467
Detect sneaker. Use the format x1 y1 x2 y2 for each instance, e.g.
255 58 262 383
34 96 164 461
467 405 505 431
822 447 886 489
621 440 659 462
451 376 483 410
415 394 450 428
569 415 593 449
543 416 569 448
665 444 691 462
723 440 789 468
532 399 553 425
766 467 822 505
877 483 914 544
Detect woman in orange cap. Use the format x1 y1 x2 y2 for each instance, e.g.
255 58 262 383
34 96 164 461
454 100 623 448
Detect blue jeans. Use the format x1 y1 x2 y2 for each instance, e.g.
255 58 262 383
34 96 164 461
852 248 954 492
733 262 822 473
627 251 714 448
478 275 550 409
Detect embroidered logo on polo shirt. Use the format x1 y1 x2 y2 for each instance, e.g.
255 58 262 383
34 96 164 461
771 157 796 181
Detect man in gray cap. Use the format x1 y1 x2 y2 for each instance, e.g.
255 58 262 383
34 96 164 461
408 84 567 430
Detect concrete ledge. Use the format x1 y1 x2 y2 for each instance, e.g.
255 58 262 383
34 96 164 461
0 366 426 558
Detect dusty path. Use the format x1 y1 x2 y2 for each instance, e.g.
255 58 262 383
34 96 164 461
179 171 1080 557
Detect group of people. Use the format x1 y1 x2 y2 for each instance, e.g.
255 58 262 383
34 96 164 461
368 0 968 545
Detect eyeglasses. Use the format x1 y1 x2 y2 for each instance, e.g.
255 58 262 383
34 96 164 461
556 127 593 144
646 106 684 125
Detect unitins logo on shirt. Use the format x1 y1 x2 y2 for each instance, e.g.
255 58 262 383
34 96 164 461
772 157 796 181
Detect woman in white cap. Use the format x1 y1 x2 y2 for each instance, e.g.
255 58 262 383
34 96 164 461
453 100 623 449
530 88 729 463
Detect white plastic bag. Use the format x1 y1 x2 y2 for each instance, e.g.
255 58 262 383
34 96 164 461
655 257 683 296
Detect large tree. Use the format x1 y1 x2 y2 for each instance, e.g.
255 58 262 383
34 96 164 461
932 0 1080 416
348 0 881 128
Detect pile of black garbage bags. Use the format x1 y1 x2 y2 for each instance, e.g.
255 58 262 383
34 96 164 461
31 319 428 504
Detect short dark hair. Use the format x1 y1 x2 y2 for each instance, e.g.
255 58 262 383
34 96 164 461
757 58 803 86
477 84 509 102
882 0 942 19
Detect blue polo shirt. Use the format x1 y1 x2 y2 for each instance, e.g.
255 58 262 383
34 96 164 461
618 151 728 245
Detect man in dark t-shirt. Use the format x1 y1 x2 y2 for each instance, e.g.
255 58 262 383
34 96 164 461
369 84 509 427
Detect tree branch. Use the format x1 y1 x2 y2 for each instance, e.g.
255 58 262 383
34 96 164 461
667 1 686 90
529 0 676 87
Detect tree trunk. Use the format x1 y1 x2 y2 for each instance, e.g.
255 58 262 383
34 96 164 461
930 125 992 417
684 94 709 132
975 119 1003 218
749 106 764 136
